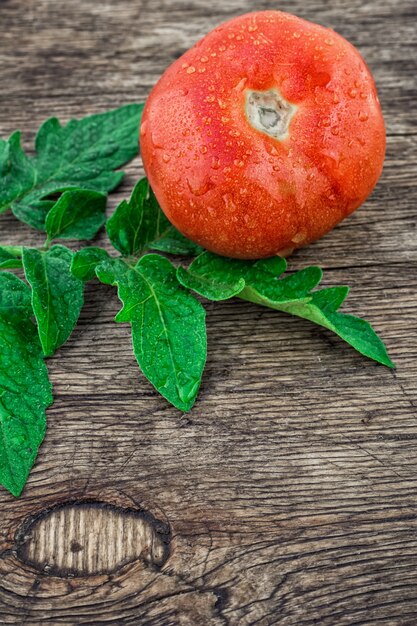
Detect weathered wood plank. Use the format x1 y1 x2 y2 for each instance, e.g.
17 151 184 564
0 0 416 624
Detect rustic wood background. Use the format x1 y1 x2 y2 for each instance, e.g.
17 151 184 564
0 0 416 624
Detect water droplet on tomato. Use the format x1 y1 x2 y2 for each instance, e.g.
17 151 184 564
234 77 248 92
222 194 237 211
291 231 307 244
314 72 331 86
266 144 279 156
150 132 164 149
186 175 214 196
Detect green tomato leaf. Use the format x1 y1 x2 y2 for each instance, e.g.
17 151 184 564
245 265 323 302
0 273 52 497
23 245 84 357
321 309 394 368
106 178 161 256
96 253 207 411
177 253 287 301
0 271 32 321
310 286 350 312
243 285 394 368
0 245 23 270
177 252 249 300
148 226 204 257
178 252 394 368
0 132 36 215
45 189 107 242
107 177 203 257
243 256 287 284
71 247 111 282
0 104 143 230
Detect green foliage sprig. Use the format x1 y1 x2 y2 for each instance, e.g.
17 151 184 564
0 106 394 497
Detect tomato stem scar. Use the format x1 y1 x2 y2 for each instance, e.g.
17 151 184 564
245 88 297 139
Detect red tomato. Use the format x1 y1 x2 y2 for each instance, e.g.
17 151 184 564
140 11 385 259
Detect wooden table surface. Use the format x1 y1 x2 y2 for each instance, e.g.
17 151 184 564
0 0 416 624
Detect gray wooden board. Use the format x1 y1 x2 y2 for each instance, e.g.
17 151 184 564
0 0 416 624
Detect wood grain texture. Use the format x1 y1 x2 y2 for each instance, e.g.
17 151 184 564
0 0 416 624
